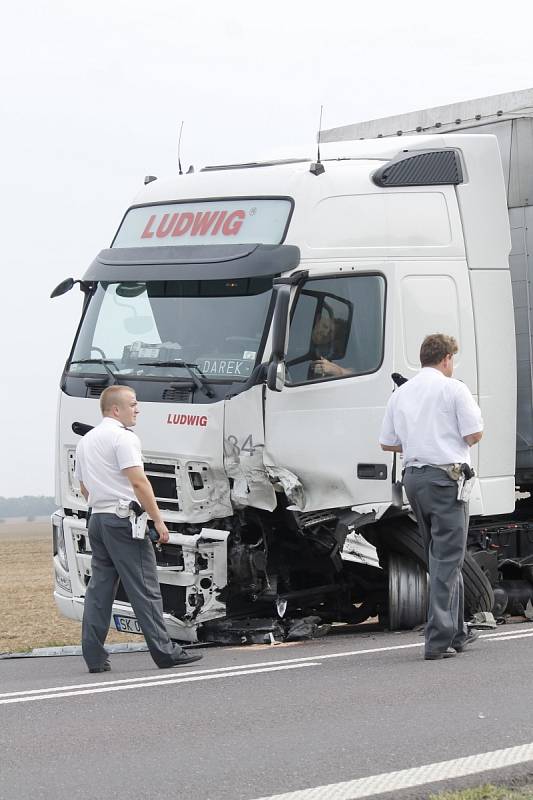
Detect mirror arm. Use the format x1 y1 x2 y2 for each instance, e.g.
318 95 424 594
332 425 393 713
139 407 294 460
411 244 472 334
270 285 291 359
79 280 96 295
267 284 292 392
267 360 279 391
273 269 308 287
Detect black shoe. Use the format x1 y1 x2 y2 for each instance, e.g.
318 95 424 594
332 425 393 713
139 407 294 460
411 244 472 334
159 651 203 668
453 629 480 653
88 659 111 673
424 647 457 660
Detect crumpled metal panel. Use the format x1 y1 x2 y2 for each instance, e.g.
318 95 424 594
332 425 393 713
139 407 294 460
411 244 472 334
162 529 229 623
174 458 233 522
224 386 278 511
266 466 305 510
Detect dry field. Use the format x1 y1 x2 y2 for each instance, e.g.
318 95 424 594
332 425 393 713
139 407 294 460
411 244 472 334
0 521 138 653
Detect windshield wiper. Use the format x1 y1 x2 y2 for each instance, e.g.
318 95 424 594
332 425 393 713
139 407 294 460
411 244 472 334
69 358 118 384
138 360 214 398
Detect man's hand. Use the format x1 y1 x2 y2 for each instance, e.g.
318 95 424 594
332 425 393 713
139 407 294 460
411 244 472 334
154 520 170 544
313 357 352 378
123 466 168 536
381 443 403 453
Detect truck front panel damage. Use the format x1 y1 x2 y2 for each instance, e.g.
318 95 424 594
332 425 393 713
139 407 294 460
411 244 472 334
53 511 230 642
223 385 278 511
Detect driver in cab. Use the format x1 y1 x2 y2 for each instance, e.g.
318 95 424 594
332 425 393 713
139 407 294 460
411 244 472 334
310 312 352 378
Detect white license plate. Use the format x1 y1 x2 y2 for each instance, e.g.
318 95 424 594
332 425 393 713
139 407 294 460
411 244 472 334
113 614 142 634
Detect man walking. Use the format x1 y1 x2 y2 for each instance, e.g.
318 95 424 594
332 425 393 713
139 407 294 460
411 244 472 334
75 384 203 672
379 334 483 660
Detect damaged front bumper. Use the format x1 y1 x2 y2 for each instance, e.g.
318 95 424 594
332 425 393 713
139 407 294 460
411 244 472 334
53 513 230 643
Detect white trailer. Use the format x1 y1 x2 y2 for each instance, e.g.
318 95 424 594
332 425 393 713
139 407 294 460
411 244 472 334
51 97 527 642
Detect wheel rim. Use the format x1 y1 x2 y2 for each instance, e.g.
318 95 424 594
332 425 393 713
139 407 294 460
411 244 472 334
388 552 428 630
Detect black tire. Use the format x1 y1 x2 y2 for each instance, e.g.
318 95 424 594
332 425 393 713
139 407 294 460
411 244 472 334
387 552 428 630
366 516 494 617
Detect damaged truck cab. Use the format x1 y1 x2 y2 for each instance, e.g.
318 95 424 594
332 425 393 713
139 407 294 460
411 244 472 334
52 131 515 642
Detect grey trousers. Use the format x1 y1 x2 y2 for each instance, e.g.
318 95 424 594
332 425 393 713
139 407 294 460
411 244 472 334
82 513 183 669
403 466 469 655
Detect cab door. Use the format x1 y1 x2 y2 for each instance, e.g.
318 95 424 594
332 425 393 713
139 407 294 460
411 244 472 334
263 267 394 512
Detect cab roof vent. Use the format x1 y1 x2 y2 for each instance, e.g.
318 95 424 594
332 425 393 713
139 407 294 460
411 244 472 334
372 148 463 187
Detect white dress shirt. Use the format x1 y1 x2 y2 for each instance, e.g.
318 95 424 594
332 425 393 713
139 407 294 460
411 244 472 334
74 417 143 509
379 367 483 467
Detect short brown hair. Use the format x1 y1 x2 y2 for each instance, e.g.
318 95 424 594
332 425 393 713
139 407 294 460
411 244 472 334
420 334 458 367
100 385 135 415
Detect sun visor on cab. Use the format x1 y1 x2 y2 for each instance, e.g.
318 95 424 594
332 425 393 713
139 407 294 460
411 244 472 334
83 244 301 282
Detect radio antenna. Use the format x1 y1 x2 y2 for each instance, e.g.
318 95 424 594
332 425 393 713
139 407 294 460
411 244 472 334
178 121 184 175
310 105 325 176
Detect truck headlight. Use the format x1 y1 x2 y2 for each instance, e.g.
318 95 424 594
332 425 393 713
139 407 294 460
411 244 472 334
54 568 72 593
52 516 69 571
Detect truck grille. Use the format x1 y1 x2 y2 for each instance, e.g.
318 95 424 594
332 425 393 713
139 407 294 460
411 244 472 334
86 384 106 398
144 461 179 511
84 386 192 401
162 387 192 402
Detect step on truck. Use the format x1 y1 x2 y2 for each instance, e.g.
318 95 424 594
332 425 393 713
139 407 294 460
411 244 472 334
51 89 532 643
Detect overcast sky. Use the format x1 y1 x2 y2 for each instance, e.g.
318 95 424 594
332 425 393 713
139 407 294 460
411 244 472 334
2 0 533 496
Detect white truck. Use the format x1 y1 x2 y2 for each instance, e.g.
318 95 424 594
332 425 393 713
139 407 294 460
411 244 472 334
51 88 533 643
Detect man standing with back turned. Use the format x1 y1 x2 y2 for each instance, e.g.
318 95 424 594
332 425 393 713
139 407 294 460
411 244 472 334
75 384 203 673
379 334 484 660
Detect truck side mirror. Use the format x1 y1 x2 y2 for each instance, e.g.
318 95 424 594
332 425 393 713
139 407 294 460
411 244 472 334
50 278 94 299
267 284 291 392
50 277 75 298
268 361 286 391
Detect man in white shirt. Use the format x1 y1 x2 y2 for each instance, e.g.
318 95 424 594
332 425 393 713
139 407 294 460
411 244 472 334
75 385 203 672
379 334 484 660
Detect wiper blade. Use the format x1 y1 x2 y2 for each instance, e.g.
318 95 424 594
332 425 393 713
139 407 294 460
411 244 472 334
69 358 118 384
138 360 199 368
138 360 214 398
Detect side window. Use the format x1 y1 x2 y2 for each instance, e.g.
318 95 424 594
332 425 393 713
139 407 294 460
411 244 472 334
285 274 385 384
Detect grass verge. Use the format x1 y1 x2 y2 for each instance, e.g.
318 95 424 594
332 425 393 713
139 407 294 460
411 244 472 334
430 783 533 799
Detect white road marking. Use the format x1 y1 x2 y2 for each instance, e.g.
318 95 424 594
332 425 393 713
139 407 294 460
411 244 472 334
0 662 319 706
0 643 425 702
485 631 533 642
484 623 533 638
0 659 325 699
250 741 533 800
482 626 533 638
3 625 531 704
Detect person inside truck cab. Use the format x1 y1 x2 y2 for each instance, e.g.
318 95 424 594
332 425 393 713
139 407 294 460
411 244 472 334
309 312 352 378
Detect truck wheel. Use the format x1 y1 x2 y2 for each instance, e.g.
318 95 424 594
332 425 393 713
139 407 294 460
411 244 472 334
368 517 494 617
387 552 427 630
462 550 495 617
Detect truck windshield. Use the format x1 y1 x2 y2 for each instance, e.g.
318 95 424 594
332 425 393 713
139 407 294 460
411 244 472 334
68 278 273 381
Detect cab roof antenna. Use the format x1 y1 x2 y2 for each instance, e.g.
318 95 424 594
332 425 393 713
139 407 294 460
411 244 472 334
310 105 325 176
178 120 184 175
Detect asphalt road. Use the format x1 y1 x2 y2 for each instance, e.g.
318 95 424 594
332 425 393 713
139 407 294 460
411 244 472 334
1 623 533 800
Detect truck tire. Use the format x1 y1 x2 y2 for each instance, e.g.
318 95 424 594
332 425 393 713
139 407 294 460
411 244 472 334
387 552 428 630
367 516 494 617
